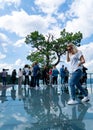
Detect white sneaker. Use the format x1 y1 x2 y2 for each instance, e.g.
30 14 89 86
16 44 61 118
81 96 89 102
67 99 78 105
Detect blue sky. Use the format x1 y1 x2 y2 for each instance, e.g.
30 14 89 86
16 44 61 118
0 0 93 74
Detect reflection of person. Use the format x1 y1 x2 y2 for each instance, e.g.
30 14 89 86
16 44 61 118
66 43 89 105
11 86 16 100
0 88 7 103
71 103 91 130
18 86 23 101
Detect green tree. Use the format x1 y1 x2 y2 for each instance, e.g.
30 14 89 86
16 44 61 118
25 29 82 67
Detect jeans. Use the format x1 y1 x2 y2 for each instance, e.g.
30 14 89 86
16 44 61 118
34 76 39 87
61 76 65 84
70 69 87 100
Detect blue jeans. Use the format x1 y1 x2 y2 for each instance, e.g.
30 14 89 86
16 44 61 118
34 76 39 87
61 76 65 84
70 69 87 100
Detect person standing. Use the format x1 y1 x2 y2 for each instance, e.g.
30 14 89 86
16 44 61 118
1 69 7 86
11 69 17 85
42 66 49 86
18 68 23 86
23 65 30 86
30 63 35 87
66 43 89 105
52 65 59 86
33 61 40 88
64 67 69 90
60 65 65 85
49 67 53 85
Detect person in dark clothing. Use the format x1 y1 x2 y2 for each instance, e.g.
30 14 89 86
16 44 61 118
30 63 35 87
64 67 69 85
60 65 65 85
1 69 7 86
80 66 88 85
11 69 17 85
33 61 40 88
42 66 49 85
52 65 59 85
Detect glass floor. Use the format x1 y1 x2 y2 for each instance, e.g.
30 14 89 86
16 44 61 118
0 84 93 130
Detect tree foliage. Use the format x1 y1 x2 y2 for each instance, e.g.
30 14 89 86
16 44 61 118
25 29 82 67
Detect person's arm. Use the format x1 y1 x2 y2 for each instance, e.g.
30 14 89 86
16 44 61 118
67 51 70 62
78 55 85 66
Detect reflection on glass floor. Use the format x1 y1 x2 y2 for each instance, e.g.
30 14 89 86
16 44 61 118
0 84 93 130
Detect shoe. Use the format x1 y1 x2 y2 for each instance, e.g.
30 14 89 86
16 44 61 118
67 99 78 105
81 96 89 102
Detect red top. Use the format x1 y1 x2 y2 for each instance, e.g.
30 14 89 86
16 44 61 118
49 69 52 75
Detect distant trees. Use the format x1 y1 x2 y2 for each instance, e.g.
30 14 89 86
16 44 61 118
25 29 82 67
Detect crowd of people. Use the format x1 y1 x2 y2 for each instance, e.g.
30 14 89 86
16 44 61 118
0 63 70 89
0 43 89 105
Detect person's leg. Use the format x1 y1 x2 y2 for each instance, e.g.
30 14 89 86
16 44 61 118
33 76 36 87
75 70 88 97
56 77 58 85
76 81 88 96
61 76 63 84
36 76 39 87
52 77 54 85
69 74 76 100
68 70 82 105
69 69 82 100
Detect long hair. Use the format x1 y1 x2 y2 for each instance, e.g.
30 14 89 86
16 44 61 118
67 43 78 53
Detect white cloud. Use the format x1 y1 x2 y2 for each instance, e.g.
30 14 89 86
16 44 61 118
0 33 9 42
14 38 25 47
0 63 12 72
57 13 65 22
79 42 93 72
0 59 25 74
35 0 66 14
0 52 6 59
0 9 57 37
0 33 11 53
1 43 8 53
0 0 21 9
65 0 93 38
13 113 27 122
15 59 25 67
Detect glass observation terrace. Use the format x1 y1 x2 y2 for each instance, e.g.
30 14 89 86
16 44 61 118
0 73 93 130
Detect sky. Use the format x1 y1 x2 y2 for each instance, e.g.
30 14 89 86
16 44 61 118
0 0 93 74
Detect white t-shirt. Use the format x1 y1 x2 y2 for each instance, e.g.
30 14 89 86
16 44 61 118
70 50 83 72
18 70 23 77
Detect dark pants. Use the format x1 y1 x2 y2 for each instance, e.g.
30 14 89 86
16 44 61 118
24 75 29 85
52 76 58 85
33 76 39 87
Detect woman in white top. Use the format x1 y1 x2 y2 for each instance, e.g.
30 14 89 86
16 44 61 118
18 68 23 86
66 43 89 105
